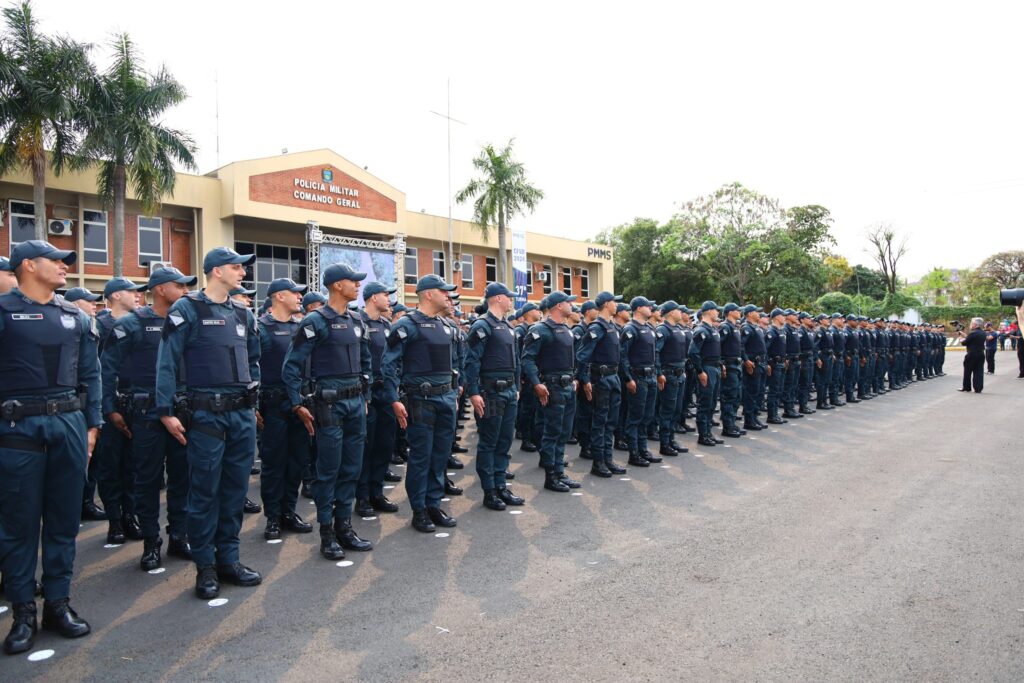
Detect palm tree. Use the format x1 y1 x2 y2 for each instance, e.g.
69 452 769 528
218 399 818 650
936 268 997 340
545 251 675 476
454 139 543 285
77 33 196 277
0 1 92 239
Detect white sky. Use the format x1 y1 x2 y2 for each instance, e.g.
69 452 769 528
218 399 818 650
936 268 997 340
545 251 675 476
30 0 1024 281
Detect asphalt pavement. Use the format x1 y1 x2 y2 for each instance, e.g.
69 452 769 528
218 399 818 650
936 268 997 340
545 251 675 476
3 362 1024 682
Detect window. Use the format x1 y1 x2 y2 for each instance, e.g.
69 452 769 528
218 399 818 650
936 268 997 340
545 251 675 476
9 201 35 253
562 267 572 294
580 268 590 298
541 264 552 294
485 256 497 283
83 210 108 264
137 216 163 267
404 247 418 285
432 250 446 278
526 269 533 293
460 253 474 289
235 241 306 308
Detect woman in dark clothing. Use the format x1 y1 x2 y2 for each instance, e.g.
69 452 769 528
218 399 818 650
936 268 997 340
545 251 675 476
958 318 987 393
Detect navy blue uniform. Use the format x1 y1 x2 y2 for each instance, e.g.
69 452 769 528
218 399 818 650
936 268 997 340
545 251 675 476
523 319 577 475
814 324 835 407
0 290 101 604
740 321 767 423
843 325 860 400
465 312 519 490
576 317 621 465
831 325 846 402
93 309 136 526
621 319 658 454
718 320 743 431
797 324 816 410
358 311 397 503
155 291 261 569
783 323 800 413
687 321 722 436
572 322 593 453
656 322 688 446
765 324 787 420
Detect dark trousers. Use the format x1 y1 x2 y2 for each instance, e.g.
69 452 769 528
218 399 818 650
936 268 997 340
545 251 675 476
589 375 621 463
963 354 985 392
816 355 834 404
186 407 256 567
312 395 366 524
1018 343 1024 376
767 361 786 418
358 395 397 500
783 358 799 411
659 371 684 443
798 357 815 408
741 363 762 420
0 410 87 604
985 348 996 373
625 375 657 452
473 386 517 490
539 384 576 474
695 365 722 435
720 363 742 428
844 356 860 399
576 386 594 450
405 390 457 510
259 404 310 520
94 422 134 521
133 419 188 539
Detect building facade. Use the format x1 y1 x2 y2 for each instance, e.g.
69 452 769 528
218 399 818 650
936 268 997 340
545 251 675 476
0 149 614 309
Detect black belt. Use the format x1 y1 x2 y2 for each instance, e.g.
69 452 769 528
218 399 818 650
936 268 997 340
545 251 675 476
541 373 574 388
723 356 742 364
799 352 812 359
314 385 364 402
482 377 515 391
591 364 618 377
771 356 786 363
260 386 287 400
702 357 721 365
632 366 656 378
664 365 685 377
749 354 765 362
372 379 386 391
403 382 453 397
190 390 257 413
0 393 83 423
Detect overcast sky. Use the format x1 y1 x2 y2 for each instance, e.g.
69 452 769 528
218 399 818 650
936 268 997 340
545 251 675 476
29 0 1024 280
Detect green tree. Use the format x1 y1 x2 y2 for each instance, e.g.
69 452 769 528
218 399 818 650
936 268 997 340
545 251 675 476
822 254 853 291
455 139 543 286
0 1 92 239
814 291 855 314
977 250 1024 288
75 34 195 277
595 217 703 302
840 264 889 300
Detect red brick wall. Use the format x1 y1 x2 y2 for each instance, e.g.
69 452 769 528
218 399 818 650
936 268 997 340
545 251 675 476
248 164 397 223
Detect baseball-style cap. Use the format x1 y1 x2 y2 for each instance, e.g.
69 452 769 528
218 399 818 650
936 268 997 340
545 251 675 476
783 308 796 316
10 240 76 270
104 277 147 298
0 256 11 272
203 246 255 273
64 287 101 302
392 303 409 313
520 302 539 315
814 314 829 322
615 303 630 313
798 312 811 320
267 278 307 297
229 286 256 296
302 291 327 308
362 281 395 298
845 313 857 321
594 291 622 307
830 313 843 319
415 274 456 293
147 266 197 289
483 282 514 299
660 300 679 314
580 300 597 314
323 263 367 286
770 308 786 318
722 302 741 314
742 304 763 315
630 296 655 311
699 300 719 314
547 291 577 306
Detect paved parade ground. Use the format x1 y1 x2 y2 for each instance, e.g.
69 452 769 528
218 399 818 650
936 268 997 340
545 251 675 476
4 365 1023 681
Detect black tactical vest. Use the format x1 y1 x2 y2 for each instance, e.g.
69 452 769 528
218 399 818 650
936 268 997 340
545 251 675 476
625 321 656 366
480 314 517 373
125 306 166 390
0 292 84 397
536 319 575 372
182 292 251 387
259 312 300 385
361 312 390 379
591 318 620 364
659 324 687 364
403 310 453 374
310 305 362 379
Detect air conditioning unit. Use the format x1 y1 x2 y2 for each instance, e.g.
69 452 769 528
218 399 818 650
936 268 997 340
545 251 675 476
536 270 549 283
48 219 72 236
148 261 171 274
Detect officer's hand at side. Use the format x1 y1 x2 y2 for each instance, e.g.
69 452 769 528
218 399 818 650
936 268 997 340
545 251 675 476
393 401 408 430
744 360 754 375
657 375 666 391
255 410 264 430
292 405 315 436
698 372 708 387
766 365 773 377
534 383 550 406
816 359 823 369
87 427 99 458
470 394 486 417
160 415 187 446
626 379 637 394
721 366 727 379
583 382 593 401
107 411 132 439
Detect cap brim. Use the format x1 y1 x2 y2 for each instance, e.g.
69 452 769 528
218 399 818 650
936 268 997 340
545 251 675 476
231 254 256 265
51 249 77 266
441 283 457 291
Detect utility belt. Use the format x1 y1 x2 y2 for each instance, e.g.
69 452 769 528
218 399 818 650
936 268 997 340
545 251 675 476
748 354 765 363
482 376 515 392
702 357 721 366
664 365 685 377
590 363 619 377
0 392 85 425
632 366 656 378
786 353 800 360
258 385 291 414
723 356 742 366
402 382 453 397
798 352 812 359
770 355 786 364
371 378 386 391
302 382 364 427
540 372 575 388
190 387 259 413
119 391 157 418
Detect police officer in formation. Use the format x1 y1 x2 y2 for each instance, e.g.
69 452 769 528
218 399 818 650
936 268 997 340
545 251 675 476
620 296 661 466
740 304 767 430
654 301 690 455
687 301 724 447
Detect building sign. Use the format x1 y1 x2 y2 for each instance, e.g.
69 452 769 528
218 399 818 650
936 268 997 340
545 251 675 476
248 164 398 222
512 227 528 308
587 246 613 260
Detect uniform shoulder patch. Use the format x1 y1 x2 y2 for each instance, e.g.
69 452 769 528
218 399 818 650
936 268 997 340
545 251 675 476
303 325 316 339
113 327 126 339
397 327 408 339
589 330 598 338
531 331 540 340
476 328 487 340
169 312 185 327
625 330 634 339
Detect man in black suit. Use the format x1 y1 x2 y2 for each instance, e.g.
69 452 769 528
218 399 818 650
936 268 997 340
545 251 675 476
958 318 987 393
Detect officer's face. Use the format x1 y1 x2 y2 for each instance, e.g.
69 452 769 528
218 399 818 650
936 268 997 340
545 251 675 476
26 256 67 289
277 289 302 313
231 294 252 307
490 293 513 315
0 270 17 294
727 310 741 323
636 305 651 320
111 289 138 311
305 301 324 312
214 263 246 288
333 278 358 301
772 315 784 326
745 312 759 324
74 299 97 316
156 282 189 304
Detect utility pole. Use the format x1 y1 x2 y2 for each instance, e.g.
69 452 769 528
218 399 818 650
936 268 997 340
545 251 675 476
430 80 465 283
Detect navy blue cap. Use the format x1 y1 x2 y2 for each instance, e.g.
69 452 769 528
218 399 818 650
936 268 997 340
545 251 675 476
147 266 196 289
830 312 843 319
415 274 456 293
267 278 307 297
630 296 655 311
770 307 785 318
722 302 741 314
547 291 577 306
64 287 101 302
615 303 630 313
104 277 147 298
845 313 857 321
0 256 11 272
783 308 796 316
679 304 695 315
520 302 539 315
229 286 256 296
699 300 719 314
580 300 597 314
594 291 622 307
203 246 254 273
814 314 828 322
741 304 763 315
474 303 487 315
362 281 395 298
798 311 811 320
483 282 514 299
571 305 581 313
324 263 367 287
392 303 409 313
302 291 327 308
538 297 550 311
10 240 76 271
660 300 679 314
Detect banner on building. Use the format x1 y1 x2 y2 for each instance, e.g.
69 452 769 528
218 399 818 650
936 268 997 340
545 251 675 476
319 243 396 307
511 227 528 308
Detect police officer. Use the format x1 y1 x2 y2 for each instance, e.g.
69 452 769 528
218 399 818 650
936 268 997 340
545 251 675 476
282 265 372 560
765 308 788 424
654 301 689 454
355 281 403 518
256 277 315 541
0 255 16 294
830 313 847 406
797 312 820 414
464 283 523 509
100 266 197 571
156 247 262 599
814 314 835 410
688 301 724 447
739 304 767 430
620 296 662 465
677 306 697 434
515 302 542 452
612 302 632 452
382 275 459 533
1 241 97 654
523 291 583 492
302 291 326 313
576 291 627 478
95 277 148 544
718 303 745 438
781 309 803 419
842 314 862 403
573 300 598 459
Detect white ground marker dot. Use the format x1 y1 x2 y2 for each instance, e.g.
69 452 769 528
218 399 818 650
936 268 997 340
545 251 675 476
571 492 583 496
27 649 54 661
435 532 450 538
693 453 705 458
509 510 523 515
383 485 395 490
441 498 450 502
147 567 166 574
266 539 282 544
103 544 120 549
208 598 228 607
660 465 671 469
619 477 631 481
336 560 354 567
0 605 7 615
360 516 377 522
